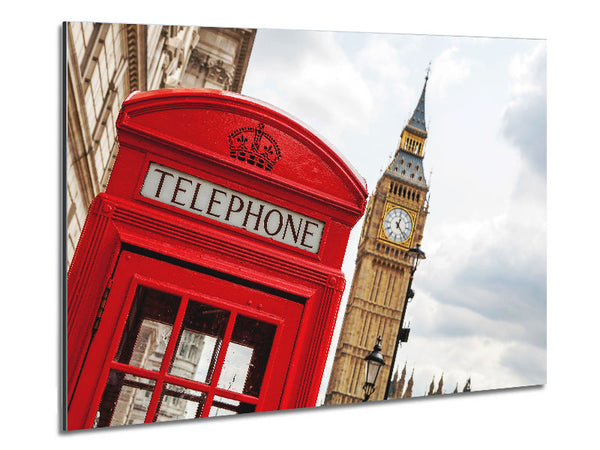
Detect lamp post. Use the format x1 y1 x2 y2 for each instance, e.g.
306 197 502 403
362 336 385 402
384 244 426 400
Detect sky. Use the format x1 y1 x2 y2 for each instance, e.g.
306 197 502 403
241 29 546 401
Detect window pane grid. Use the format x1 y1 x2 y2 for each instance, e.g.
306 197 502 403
154 383 207 422
95 281 277 426
144 295 189 422
105 362 260 406
107 296 258 422
199 310 237 418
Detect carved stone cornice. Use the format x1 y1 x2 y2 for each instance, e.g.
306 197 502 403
188 48 235 89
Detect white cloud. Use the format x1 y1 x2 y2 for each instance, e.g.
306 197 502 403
404 162 546 390
420 210 546 314
244 30 375 146
508 42 546 97
430 47 472 98
502 42 547 177
399 333 543 397
356 35 412 101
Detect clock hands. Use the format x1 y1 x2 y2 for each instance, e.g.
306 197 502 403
395 217 404 231
384 208 412 243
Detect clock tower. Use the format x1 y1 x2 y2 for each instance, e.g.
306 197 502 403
325 71 431 405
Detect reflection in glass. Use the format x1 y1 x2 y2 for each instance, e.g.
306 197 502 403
115 287 180 371
97 287 282 426
155 383 206 423
208 395 256 417
217 342 253 393
95 371 156 428
168 300 229 384
218 315 276 396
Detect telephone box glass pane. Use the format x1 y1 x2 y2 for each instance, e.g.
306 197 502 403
168 300 230 384
208 395 256 417
95 371 156 428
114 286 181 372
154 383 206 423
217 315 276 397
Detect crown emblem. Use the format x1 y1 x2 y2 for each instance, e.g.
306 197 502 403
228 123 281 171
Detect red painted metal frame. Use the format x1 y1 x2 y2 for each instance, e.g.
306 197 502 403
67 89 368 430
69 251 302 429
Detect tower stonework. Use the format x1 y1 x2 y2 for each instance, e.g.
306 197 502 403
325 73 431 405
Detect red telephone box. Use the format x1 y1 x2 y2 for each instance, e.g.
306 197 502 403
67 89 367 430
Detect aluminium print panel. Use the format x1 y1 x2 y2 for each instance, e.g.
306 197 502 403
63 21 546 431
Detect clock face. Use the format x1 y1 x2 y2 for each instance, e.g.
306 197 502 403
383 208 413 243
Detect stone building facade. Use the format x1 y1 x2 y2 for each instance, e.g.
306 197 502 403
65 22 256 265
325 73 431 405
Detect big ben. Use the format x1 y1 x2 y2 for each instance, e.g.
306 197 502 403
325 71 431 405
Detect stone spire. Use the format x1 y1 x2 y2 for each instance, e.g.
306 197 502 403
397 362 407 398
387 67 431 184
434 372 444 395
463 377 471 393
428 375 435 395
405 65 430 139
388 369 399 398
403 369 414 398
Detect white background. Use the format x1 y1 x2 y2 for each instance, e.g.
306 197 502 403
3 0 598 448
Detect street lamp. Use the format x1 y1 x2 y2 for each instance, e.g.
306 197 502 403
408 243 426 273
384 244 426 400
362 336 385 402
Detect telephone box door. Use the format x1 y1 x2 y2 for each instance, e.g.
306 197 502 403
68 250 302 429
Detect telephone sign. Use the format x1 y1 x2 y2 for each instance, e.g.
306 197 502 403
140 162 325 252
67 89 367 430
